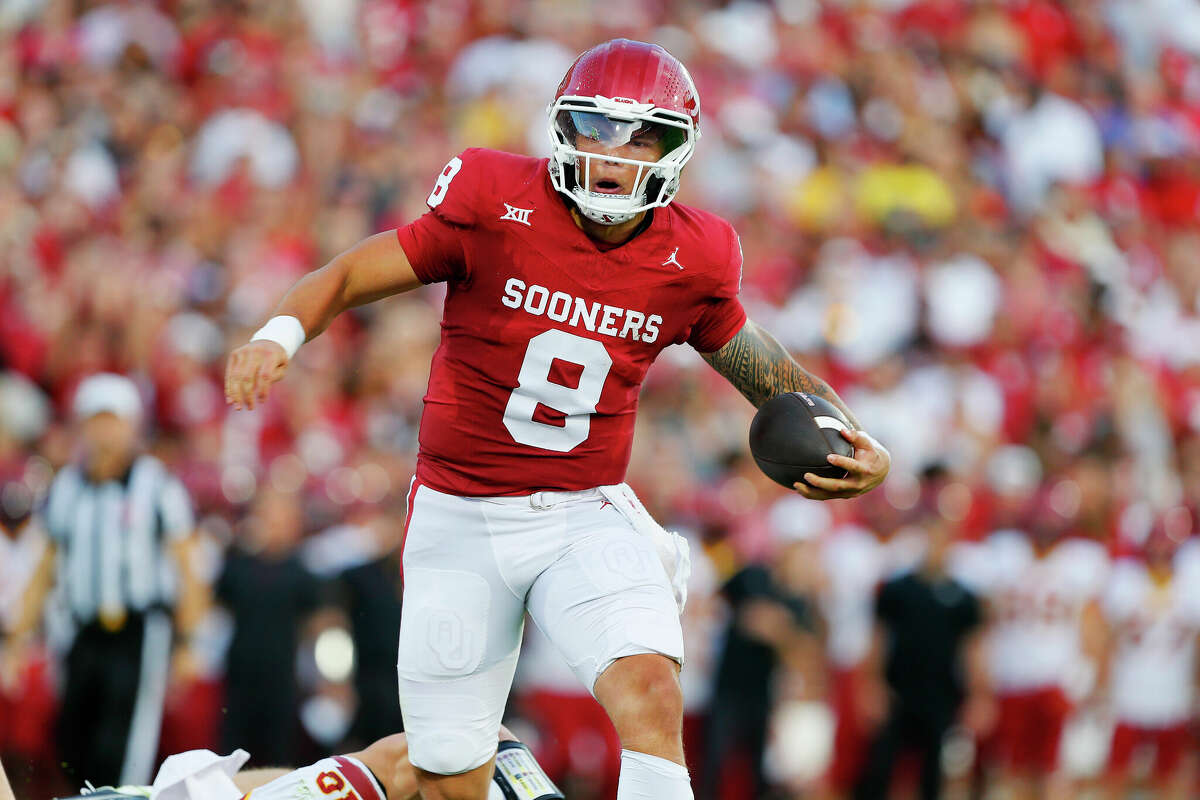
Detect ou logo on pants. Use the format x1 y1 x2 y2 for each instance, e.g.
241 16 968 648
427 609 475 672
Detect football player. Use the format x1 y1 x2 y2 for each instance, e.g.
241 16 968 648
1102 511 1200 800
54 726 560 800
958 468 1111 800
225 39 890 800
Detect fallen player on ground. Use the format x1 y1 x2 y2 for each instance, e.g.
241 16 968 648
55 726 560 800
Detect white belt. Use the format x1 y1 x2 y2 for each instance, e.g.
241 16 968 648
477 487 602 510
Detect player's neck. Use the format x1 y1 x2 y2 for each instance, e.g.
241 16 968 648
1149 562 1172 585
86 451 136 484
571 207 649 246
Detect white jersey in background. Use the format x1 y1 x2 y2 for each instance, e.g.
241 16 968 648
1103 556 1200 728
959 530 1109 694
820 525 924 668
0 519 47 631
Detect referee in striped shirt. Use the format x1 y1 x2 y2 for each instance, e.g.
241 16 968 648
13 374 202 787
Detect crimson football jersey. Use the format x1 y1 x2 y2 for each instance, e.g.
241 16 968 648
395 148 746 496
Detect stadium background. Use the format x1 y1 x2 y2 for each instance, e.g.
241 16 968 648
1 0 1199 798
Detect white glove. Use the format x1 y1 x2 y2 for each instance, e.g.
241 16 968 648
150 749 249 800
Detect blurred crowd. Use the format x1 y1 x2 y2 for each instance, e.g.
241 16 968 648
1 0 1199 798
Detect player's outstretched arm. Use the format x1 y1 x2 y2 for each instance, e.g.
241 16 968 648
225 232 422 410
700 319 889 500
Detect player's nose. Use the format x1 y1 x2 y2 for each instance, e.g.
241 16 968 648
590 153 636 181
591 149 623 169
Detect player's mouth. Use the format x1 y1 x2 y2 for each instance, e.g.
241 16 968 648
591 178 627 195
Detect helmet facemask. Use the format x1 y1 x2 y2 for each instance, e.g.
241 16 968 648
547 96 697 225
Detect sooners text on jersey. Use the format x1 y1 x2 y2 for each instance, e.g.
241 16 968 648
395 148 746 496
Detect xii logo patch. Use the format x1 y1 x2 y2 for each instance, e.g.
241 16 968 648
500 203 534 227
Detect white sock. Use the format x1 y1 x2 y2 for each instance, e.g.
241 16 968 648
616 749 693 800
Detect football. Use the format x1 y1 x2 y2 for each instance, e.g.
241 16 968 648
749 393 854 488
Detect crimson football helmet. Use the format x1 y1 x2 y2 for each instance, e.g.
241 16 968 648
548 39 700 225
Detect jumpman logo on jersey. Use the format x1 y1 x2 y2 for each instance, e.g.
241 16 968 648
500 203 534 227
662 247 684 270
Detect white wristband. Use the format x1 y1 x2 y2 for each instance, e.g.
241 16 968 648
250 315 306 359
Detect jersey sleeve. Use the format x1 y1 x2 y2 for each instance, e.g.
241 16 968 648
395 212 469 284
687 225 747 353
394 149 489 285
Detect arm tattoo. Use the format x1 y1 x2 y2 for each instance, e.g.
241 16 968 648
701 320 861 428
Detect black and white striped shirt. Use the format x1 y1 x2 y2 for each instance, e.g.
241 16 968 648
43 454 194 624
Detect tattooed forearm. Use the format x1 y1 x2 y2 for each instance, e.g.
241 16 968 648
701 320 861 428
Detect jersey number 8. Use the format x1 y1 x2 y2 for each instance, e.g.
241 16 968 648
425 158 614 454
503 329 613 452
427 157 463 208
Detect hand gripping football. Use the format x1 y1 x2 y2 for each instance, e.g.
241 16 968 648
749 393 854 488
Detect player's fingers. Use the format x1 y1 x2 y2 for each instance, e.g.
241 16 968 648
228 371 246 410
228 352 249 407
224 352 241 405
230 352 256 410
843 428 882 460
793 482 848 501
257 358 279 404
827 453 867 474
847 429 890 466
793 482 827 500
244 360 264 410
802 472 861 492
840 427 864 445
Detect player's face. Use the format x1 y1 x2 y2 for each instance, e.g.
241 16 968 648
567 112 670 196
252 488 303 552
81 412 137 464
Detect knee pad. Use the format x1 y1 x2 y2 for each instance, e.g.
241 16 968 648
399 683 501 775
402 704 498 775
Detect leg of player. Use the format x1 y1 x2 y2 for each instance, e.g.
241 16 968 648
351 725 560 800
412 757 494 800
593 653 692 800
